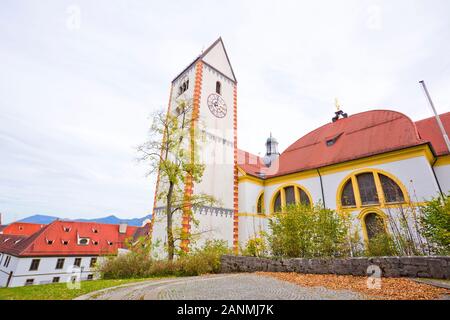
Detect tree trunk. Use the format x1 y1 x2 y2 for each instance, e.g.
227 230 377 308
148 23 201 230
166 181 175 261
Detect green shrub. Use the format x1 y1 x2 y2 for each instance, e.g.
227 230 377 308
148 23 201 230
241 232 269 257
268 204 349 258
365 233 398 257
97 239 231 279
99 253 153 279
419 194 450 255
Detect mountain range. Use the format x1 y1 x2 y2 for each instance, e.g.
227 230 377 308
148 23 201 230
16 214 152 227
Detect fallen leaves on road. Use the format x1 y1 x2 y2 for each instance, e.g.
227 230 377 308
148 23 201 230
256 272 449 300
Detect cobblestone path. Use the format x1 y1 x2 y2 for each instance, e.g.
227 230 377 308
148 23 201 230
75 274 366 300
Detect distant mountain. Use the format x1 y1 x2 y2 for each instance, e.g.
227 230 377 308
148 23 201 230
18 214 59 224
17 214 152 227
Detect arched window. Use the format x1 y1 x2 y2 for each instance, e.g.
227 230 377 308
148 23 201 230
364 212 385 240
299 189 310 206
356 173 379 205
285 186 295 206
273 191 282 213
272 185 311 213
341 179 356 207
257 192 265 214
216 81 221 95
379 174 405 203
338 170 406 209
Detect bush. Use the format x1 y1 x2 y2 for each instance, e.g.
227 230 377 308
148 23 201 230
419 194 450 255
99 253 153 279
97 239 231 279
365 233 398 257
268 204 349 258
241 232 269 257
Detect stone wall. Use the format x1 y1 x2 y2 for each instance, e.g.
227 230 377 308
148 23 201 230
221 255 450 279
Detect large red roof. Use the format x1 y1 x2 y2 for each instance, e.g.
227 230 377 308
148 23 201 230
0 220 147 257
239 110 449 179
415 112 450 156
1 222 46 236
237 149 265 177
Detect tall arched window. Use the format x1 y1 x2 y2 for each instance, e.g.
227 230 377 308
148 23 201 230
257 192 265 214
364 212 386 240
216 81 221 95
272 185 311 213
338 170 407 209
341 179 356 207
379 174 405 203
356 173 379 205
273 191 282 212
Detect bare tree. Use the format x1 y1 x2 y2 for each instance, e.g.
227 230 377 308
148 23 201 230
137 99 216 260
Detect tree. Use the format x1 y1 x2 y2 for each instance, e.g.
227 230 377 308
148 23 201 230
137 99 216 261
419 193 450 255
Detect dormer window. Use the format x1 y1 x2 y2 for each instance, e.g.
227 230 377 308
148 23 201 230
216 81 221 95
92 228 98 234
19 226 23 230
63 227 71 232
107 241 113 246
62 240 69 245
325 133 343 147
46 239 54 245
78 238 89 246
92 240 99 245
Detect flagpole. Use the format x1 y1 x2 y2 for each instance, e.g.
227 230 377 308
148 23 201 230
419 80 450 153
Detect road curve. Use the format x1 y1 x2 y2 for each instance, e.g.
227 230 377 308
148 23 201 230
74 274 366 300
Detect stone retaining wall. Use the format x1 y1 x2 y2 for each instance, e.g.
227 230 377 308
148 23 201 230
221 255 450 279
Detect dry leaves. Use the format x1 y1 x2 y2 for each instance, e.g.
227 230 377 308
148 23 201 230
257 272 449 300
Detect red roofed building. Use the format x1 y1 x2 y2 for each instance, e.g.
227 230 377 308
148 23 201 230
236 109 450 248
0 220 150 287
151 38 450 256
1 222 46 237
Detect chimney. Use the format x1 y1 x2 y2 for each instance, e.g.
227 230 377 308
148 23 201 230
119 223 127 234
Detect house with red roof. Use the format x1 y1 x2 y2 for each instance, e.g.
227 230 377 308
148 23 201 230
0 220 150 287
151 38 450 255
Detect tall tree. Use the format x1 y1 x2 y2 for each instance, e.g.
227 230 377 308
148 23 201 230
138 99 216 260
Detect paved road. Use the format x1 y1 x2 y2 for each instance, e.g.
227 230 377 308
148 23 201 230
75 274 366 300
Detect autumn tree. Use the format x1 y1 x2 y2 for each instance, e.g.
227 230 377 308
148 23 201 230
138 99 216 260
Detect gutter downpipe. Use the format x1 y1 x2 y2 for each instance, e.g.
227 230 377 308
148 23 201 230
317 168 326 208
431 156 444 198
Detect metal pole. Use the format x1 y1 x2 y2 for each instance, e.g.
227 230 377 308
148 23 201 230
419 80 450 153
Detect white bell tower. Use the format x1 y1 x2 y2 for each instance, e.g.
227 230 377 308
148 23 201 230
151 38 239 253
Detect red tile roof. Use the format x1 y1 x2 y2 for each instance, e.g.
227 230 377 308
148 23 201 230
238 110 449 179
237 149 265 177
415 112 450 156
0 220 150 257
2 222 46 236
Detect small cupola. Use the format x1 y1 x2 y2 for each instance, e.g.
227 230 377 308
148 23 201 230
263 133 280 167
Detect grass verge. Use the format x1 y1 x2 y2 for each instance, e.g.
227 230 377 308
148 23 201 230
0 277 166 300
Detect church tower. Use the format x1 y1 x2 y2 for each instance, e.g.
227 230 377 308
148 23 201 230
151 38 239 253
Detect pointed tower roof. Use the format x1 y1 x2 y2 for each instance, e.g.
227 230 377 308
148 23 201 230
173 37 237 83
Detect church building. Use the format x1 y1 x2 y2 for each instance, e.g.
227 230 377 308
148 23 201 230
151 38 450 254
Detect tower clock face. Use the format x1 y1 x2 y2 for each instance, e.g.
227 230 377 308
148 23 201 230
207 93 227 118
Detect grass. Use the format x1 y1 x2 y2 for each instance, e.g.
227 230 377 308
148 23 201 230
0 277 166 300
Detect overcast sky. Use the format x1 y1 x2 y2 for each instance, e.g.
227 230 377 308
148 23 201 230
1 0 449 224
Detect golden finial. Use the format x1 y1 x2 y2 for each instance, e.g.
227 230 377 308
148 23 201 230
335 98 341 111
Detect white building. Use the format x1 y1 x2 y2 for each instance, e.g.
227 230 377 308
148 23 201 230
151 37 450 254
0 220 150 287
